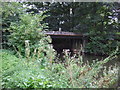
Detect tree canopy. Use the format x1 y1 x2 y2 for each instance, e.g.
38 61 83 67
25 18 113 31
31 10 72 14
1 2 120 55
26 2 120 33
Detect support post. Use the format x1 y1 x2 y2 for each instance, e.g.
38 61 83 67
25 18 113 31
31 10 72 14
82 36 86 55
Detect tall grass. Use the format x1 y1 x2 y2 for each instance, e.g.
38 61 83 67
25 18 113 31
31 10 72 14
48 50 119 88
1 48 119 88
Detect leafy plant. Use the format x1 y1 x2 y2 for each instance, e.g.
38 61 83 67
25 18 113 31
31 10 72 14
1 49 119 88
45 49 119 88
1 50 55 88
8 12 48 55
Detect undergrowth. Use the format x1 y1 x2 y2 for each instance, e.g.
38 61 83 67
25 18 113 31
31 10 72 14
1 49 119 88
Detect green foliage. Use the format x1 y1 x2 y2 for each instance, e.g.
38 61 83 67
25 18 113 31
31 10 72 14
5 3 57 64
48 50 119 88
1 50 55 88
28 2 119 32
1 2 119 88
1 50 21 76
27 2 120 55
1 2 24 48
2 2 56 66
2 49 118 88
2 2 119 55
86 35 120 55
2 2 24 29
7 11 52 58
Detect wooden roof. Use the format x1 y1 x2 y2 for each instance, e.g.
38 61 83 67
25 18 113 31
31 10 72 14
43 31 84 36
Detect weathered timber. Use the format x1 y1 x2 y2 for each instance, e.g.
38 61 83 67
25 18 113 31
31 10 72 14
44 31 88 55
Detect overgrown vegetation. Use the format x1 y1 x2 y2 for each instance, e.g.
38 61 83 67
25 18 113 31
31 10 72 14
1 50 55 88
1 2 119 89
8 13 50 55
1 49 119 88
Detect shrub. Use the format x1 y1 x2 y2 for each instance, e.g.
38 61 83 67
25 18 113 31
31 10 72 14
1 50 55 88
1 49 119 88
7 11 57 65
8 12 49 55
1 50 21 76
86 35 120 55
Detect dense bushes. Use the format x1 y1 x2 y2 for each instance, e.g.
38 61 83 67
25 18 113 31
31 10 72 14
2 2 53 57
86 35 120 55
1 50 55 88
8 13 50 55
1 50 119 88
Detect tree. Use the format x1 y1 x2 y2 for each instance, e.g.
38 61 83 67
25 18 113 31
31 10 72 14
2 2 119 55
25 2 120 55
2 2 56 59
1 2 24 48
